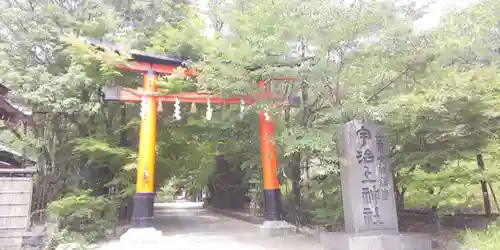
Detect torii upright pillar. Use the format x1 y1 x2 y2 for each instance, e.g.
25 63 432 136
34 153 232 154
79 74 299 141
258 80 282 221
257 80 295 236
134 70 158 227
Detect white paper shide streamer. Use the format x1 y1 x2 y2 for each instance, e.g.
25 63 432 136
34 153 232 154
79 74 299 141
140 96 148 120
173 97 181 120
206 98 213 121
264 107 270 121
239 99 245 119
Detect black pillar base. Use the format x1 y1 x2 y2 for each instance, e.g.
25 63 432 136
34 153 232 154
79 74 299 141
132 192 154 227
263 188 283 221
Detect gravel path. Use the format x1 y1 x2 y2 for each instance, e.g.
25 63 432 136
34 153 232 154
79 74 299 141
96 201 324 250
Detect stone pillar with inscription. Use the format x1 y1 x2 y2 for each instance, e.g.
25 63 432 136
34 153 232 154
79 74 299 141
320 120 432 250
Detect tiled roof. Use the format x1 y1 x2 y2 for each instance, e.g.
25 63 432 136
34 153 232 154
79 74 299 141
0 83 31 124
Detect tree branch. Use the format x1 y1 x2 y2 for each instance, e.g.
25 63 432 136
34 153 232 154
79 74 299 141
366 67 410 102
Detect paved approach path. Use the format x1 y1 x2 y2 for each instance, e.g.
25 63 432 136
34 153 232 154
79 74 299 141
98 201 324 250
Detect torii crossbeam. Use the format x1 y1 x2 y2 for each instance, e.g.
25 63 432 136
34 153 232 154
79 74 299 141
86 38 298 229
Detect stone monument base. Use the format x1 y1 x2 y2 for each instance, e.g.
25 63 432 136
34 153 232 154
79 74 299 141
320 232 432 250
259 220 297 236
119 227 163 249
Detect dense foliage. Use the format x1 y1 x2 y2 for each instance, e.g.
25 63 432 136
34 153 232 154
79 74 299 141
1 0 500 245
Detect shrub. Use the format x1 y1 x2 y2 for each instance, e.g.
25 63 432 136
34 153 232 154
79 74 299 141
459 220 500 250
47 189 118 244
155 181 178 203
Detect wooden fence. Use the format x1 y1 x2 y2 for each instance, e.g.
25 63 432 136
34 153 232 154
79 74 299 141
0 169 36 250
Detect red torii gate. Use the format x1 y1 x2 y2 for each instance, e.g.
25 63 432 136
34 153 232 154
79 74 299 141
86 38 298 228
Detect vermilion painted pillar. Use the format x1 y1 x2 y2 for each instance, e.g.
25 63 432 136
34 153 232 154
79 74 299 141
258 81 283 221
132 70 158 227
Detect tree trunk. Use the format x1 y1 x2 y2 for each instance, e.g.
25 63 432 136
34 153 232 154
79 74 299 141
291 152 301 225
395 186 406 211
476 153 491 216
